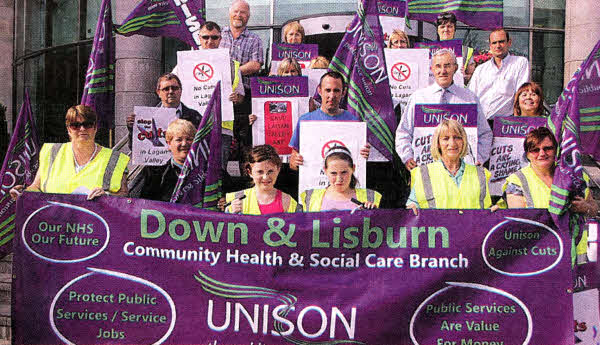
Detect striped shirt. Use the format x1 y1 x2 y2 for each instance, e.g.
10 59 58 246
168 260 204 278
220 26 264 88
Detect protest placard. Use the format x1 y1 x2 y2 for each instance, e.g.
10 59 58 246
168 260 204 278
270 43 319 75
385 48 429 112
131 106 177 166
13 192 573 344
306 68 327 99
413 103 478 166
377 0 407 41
415 39 465 87
251 76 309 158
298 121 366 196
177 49 234 123
488 116 548 195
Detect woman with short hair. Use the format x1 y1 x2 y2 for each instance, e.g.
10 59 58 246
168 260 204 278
513 82 545 117
282 21 305 44
407 120 491 212
388 29 411 49
10 105 129 200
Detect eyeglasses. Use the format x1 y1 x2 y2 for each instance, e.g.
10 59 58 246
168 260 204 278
200 35 221 41
68 121 96 130
160 85 180 92
528 146 555 154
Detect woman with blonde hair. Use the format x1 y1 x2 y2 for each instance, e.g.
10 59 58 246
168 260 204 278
388 29 411 49
407 119 491 213
276 57 302 76
282 21 305 44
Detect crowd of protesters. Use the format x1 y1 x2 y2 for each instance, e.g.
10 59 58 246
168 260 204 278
9 1 599 222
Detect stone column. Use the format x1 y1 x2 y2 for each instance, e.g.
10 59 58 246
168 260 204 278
564 0 600 85
114 0 162 148
0 0 14 131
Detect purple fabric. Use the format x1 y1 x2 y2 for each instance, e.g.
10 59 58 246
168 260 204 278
406 0 503 30
81 0 115 129
271 43 319 62
251 76 309 98
0 90 40 257
329 0 397 161
169 82 222 209
493 116 548 138
13 192 572 344
415 39 463 58
116 0 206 48
548 40 600 253
414 104 477 127
377 0 407 17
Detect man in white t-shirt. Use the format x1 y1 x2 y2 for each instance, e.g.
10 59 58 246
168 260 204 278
468 28 530 122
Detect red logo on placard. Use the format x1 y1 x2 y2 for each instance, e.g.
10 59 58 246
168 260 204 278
321 140 346 158
193 63 214 82
391 62 411 82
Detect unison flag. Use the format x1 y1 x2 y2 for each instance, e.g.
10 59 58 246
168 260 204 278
547 40 600 263
0 90 40 257
406 0 503 30
170 82 222 209
116 0 205 49
329 0 397 162
81 0 115 129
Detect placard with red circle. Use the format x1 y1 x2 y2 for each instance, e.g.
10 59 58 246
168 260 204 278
193 63 214 82
391 62 411 82
321 140 347 158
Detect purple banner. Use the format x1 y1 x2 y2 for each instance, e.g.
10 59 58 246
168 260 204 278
415 39 463 58
81 0 115 129
414 103 477 127
493 116 548 138
13 192 573 344
0 90 40 257
577 45 600 161
406 0 503 31
377 0 407 17
271 43 319 63
116 0 205 48
169 83 222 209
330 0 398 162
251 76 309 98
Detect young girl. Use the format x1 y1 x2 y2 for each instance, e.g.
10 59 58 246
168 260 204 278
300 146 381 211
225 145 300 214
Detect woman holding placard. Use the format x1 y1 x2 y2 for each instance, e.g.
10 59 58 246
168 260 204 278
406 120 491 213
513 82 546 117
225 145 300 214
300 146 381 211
9 105 129 200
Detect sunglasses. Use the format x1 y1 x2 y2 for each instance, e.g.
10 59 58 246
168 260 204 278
160 85 181 92
68 121 96 130
200 35 221 41
528 146 555 154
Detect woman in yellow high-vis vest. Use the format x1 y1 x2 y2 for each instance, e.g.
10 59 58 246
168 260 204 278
300 146 381 212
10 105 129 200
225 145 299 214
503 128 598 263
407 119 491 214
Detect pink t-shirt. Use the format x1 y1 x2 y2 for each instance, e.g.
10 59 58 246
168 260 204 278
258 190 285 214
320 194 356 211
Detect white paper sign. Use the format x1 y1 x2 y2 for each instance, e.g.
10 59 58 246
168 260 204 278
298 121 367 196
306 69 327 98
573 288 600 345
177 49 234 123
385 48 430 112
131 106 177 166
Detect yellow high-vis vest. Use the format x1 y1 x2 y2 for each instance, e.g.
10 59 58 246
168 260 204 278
225 187 300 214
411 161 491 209
300 188 382 212
38 143 129 194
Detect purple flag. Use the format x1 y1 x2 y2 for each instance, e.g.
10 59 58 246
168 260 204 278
548 40 600 263
170 82 222 209
578 45 600 161
0 90 40 257
116 0 205 49
81 0 115 129
329 0 398 162
406 0 503 30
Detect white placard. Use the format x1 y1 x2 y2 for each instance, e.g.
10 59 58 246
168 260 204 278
177 49 234 123
573 288 600 345
488 136 529 195
306 69 327 98
385 48 430 111
298 121 367 196
131 106 177 166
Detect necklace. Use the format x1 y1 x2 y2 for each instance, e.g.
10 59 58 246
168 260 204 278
73 144 98 173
